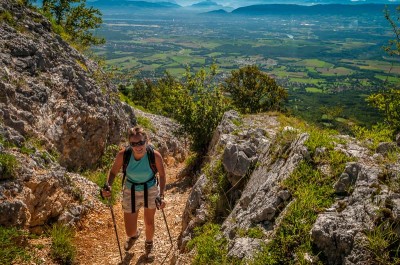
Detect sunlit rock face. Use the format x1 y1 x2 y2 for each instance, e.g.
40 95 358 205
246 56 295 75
0 0 133 230
0 0 135 170
180 109 400 264
0 0 189 232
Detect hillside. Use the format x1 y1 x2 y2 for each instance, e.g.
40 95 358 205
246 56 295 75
179 111 400 264
1 1 399 265
0 1 188 263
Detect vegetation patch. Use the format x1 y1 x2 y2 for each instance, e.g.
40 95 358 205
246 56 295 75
187 223 238 265
203 159 232 222
136 116 156 132
0 10 16 26
0 152 18 179
50 224 76 264
83 172 121 203
352 123 394 151
0 226 31 264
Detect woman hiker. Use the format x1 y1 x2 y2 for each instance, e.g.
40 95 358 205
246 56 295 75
101 126 166 256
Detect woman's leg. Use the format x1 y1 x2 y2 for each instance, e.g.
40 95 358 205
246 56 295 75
124 211 140 237
143 208 156 241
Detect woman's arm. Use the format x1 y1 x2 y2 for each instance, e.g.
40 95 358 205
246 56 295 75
101 149 124 198
154 150 166 197
106 149 124 186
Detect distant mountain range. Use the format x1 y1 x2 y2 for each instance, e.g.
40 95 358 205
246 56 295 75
111 0 399 7
90 0 398 15
232 3 397 15
90 0 181 8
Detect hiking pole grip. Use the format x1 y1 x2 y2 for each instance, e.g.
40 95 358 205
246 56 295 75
108 197 123 261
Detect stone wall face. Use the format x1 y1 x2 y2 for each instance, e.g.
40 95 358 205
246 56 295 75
180 110 400 264
0 0 135 170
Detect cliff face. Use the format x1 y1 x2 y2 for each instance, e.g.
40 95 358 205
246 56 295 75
180 110 400 264
0 0 135 170
0 1 188 232
0 0 137 230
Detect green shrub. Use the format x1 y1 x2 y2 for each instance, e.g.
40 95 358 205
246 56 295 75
0 226 31 264
203 160 232 221
187 223 233 265
222 65 288 114
83 170 121 204
20 145 35 155
0 10 16 26
100 144 120 169
185 153 199 168
352 123 394 150
0 153 18 179
175 66 231 152
120 64 231 153
136 116 155 132
50 224 76 264
247 227 264 239
365 221 400 264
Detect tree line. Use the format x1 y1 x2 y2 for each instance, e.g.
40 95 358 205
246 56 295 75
119 65 288 153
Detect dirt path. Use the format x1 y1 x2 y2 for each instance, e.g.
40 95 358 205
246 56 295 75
74 162 192 265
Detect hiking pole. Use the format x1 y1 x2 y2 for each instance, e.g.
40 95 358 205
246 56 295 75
106 194 123 262
156 197 173 245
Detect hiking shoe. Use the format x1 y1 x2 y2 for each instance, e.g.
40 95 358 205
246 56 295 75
124 230 141 251
145 241 153 256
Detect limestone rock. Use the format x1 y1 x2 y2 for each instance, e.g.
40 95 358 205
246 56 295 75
227 237 263 259
222 133 309 239
0 0 135 170
311 165 383 265
179 110 400 264
376 142 397 155
179 174 209 251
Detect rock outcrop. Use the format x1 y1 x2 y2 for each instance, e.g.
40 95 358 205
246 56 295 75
0 1 188 231
180 110 400 264
0 0 135 170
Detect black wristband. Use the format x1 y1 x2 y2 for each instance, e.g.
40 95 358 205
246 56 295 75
103 183 111 191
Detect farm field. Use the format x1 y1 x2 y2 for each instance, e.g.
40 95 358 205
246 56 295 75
92 10 400 127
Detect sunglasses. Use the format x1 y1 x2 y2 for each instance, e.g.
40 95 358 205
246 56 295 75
130 140 146 147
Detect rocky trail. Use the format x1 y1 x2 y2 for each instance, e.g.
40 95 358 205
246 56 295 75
74 162 192 265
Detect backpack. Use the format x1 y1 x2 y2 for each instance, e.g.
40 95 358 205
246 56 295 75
121 145 158 188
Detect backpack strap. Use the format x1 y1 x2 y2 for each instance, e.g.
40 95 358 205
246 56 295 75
123 145 158 213
146 145 158 175
122 146 132 188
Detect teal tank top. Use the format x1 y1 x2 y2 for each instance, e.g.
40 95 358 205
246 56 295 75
125 152 156 191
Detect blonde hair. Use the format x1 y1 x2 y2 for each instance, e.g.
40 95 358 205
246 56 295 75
128 126 148 141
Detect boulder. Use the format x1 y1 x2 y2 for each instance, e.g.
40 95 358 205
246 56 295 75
376 142 397 155
227 237 263 259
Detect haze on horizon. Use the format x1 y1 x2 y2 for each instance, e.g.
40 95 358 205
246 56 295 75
141 0 399 8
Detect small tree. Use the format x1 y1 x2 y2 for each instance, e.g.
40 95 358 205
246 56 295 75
175 65 231 152
65 2 104 47
222 65 288 114
367 6 400 132
127 78 157 110
42 0 104 49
